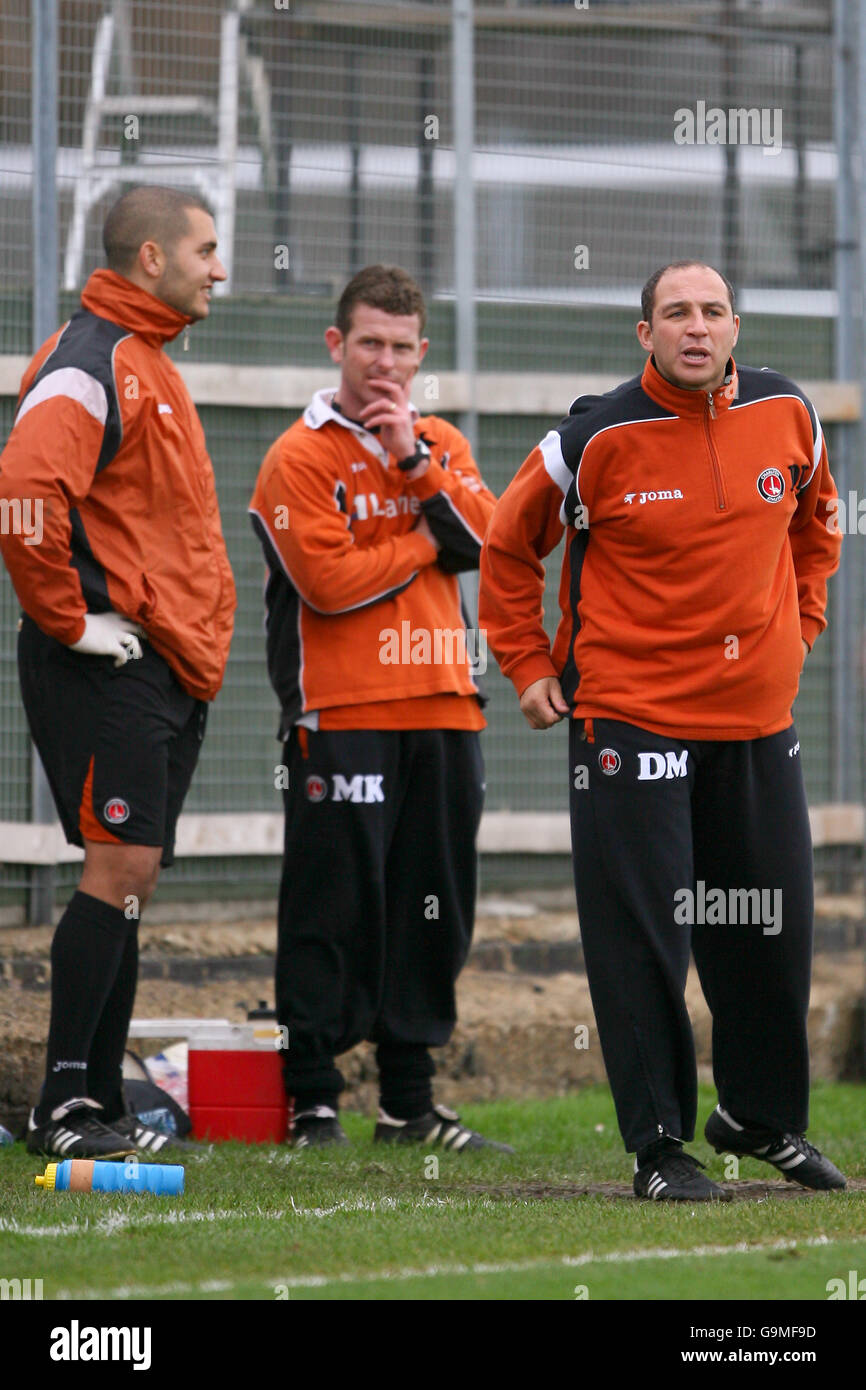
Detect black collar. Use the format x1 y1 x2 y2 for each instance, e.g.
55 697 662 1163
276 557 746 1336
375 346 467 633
332 398 379 434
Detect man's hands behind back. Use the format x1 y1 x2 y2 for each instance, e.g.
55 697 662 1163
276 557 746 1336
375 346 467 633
70 611 144 667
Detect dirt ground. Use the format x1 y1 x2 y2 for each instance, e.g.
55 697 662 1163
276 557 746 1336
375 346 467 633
440 1178 866 1202
1 899 862 1129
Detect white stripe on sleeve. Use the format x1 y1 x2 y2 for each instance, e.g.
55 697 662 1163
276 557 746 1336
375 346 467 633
810 413 824 479
16 367 108 428
538 429 572 498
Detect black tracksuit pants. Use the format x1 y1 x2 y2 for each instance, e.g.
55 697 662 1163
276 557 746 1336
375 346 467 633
276 727 485 1100
569 717 813 1153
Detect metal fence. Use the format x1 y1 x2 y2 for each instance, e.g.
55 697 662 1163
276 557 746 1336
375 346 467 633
1 0 863 917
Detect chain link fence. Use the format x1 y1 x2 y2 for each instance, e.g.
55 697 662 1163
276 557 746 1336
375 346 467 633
1 0 860 914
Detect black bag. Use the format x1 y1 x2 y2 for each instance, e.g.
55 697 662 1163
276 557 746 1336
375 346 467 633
121 1049 192 1138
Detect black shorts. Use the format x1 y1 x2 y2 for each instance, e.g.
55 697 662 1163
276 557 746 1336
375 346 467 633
18 615 207 867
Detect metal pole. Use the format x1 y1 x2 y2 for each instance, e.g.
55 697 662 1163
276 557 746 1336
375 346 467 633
115 0 138 168
271 26 293 291
855 0 866 917
30 0 59 925
720 0 741 292
453 0 480 900
451 0 480 900
832 0 856 814
793 43 807 280
835 0 857 381
215 7 240 294
417 52 435 295
452 0 477 452
347 47 361 278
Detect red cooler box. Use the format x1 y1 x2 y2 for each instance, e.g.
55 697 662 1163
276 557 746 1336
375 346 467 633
188 1023 291 1142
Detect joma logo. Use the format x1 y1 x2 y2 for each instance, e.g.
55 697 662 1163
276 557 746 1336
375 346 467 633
623 489 684 506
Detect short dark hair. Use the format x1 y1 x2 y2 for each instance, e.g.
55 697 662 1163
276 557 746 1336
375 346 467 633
640 260 736 325
335 264 426 337
103 186 213 274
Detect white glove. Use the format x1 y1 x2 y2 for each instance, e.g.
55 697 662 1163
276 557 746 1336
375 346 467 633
69 611 145 667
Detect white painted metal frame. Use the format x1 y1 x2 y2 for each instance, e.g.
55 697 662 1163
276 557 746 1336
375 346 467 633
62 1 267 294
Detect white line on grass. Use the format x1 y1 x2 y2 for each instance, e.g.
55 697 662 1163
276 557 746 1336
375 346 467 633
51 1233 863 1300
0 1209 270 1238
0 1193 453 1240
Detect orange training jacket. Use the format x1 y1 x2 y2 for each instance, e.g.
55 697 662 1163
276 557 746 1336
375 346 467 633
479 356 841 740
0 270 236 701
249 390 496 734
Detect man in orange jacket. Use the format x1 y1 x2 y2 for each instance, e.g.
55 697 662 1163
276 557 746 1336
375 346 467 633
250 265 511 1152
480 261 845 1199
0 186 236 1159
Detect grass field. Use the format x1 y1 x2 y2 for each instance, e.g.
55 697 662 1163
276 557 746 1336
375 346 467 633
1 1083 864 1304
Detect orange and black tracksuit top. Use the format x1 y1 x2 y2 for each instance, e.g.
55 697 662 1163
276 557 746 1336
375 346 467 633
479 355 841 741
0 270 236 701
249 390 496 735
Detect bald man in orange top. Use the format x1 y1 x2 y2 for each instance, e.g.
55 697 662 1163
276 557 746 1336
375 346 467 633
480 261 844 1200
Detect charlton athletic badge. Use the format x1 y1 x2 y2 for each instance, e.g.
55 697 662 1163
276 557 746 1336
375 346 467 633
599 748 621 776
757 468 785 503
104 798 130 824
305 774 328 802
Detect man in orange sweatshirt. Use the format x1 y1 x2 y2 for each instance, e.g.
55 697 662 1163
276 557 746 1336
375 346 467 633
479 261 844 1199
0 186 236 1159
250 265 511 1152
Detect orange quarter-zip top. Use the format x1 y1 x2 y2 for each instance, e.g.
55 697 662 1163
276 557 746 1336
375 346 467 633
479 356 841 740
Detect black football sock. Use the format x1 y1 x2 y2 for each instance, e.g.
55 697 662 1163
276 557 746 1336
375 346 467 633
637 1135 683 1167
36 891 131 1123
292 1090 340 1117
87 926 139 1122
376 1042 435 1120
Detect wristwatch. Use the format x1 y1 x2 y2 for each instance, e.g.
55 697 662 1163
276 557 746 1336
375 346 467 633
396 440 431 472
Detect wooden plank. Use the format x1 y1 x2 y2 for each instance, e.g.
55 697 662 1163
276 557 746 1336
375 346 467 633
0 804 860 865
3 357 856 421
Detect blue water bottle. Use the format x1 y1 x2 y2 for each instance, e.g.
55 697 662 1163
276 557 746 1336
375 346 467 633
35 1157 184 1194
